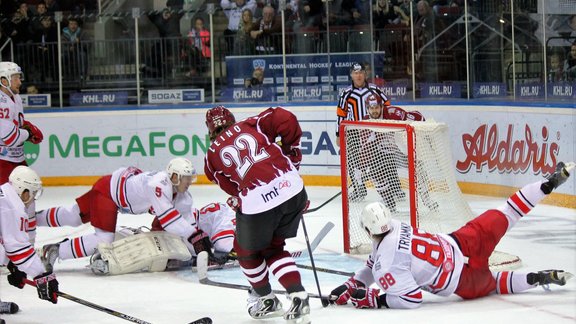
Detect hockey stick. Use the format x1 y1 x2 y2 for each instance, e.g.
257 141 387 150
189 221 335 272
24 279 212 324
299 212 328 307
303 191 342 214
196 251 326 299
296 264 354 277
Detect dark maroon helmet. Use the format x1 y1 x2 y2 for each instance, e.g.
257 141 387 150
205 105 236 139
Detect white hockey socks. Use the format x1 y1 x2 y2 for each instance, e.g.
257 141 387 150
497 180 546 230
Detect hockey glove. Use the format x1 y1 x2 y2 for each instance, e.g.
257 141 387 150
6 261 26 289
329 277 365 305
34 271 59 304
285 146 302 170
188 230 213 256
22 120 44 144
226 196 241 212
350 288 381 309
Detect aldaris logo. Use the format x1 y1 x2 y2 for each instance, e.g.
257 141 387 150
24 141 40 166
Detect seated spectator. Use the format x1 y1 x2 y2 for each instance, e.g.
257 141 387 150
244 67 264 87
221 0 257 54
251 5 282 54
184 17 210 77
233 9 257 55
564 42 576 81
61 17 89 81
548 52 566 82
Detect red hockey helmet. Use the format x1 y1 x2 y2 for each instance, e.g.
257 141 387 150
205 105 236 139
365 94 383 107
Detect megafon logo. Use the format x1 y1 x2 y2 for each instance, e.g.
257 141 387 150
24 142 40 166
455 124 559 175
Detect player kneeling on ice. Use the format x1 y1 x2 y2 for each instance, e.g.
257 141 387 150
329 162 574 309
89 201 237 275
35 158 213 273
1 166 59 312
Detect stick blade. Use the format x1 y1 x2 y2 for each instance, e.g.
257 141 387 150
188 317 213 324
196 251 209 283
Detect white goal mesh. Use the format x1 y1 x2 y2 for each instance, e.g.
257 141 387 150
340 119 521 269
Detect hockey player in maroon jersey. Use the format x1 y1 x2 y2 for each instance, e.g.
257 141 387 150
204 105 310 323
37 158 210 272
329 162 574 309
1 166 59 315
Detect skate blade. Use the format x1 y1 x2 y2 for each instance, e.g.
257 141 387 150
563 162 575 174
286 314 310 324
559 271 574 284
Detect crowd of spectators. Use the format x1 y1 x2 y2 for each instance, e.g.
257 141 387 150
1 0 574 88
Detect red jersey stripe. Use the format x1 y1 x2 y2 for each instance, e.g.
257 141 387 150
498 272 510 294
211 230 235 242
49 208 58 227
510 194 530 215
8 247 35 262
159 209 180 226
72 237 85 258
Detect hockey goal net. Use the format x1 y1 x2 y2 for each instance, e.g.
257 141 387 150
339 119 521 270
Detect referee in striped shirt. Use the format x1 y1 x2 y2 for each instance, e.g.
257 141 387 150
336 62 390 201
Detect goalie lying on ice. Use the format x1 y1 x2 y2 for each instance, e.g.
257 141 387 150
90 202 236 275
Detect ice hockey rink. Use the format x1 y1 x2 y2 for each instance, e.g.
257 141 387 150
1 184 575 324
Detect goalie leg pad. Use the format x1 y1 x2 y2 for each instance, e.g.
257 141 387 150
93 232 192 275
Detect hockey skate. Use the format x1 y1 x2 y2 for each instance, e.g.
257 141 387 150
528 270 574 291
246 289 283 319
0 301 19 314
40 243 60 272
284 291 310 324
541 161 574 194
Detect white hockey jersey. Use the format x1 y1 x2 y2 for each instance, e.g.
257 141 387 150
195 202 235 252
0 182 45 277
110 167 196 239
0 91 28 162
354 219 465 309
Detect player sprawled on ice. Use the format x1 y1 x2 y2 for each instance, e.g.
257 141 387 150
36 158 223 274
204 106 310 323
329 162 574 309
1 166 59 319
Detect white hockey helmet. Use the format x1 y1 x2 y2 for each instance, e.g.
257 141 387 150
9 166 43 202
0 62 23 90
166 158 197 183
361 202 393 237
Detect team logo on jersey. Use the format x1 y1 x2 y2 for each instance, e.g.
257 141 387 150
24 141 40 166
278 180 291 190
253 59 266 71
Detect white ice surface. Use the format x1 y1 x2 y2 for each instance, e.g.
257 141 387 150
0 185 574 324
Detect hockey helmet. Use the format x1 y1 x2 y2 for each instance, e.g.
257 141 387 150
205 105 236 139
366 94 383 119
9 166 43 202
361 202 393 237
166 157 197 183
350 62 366 73
0 62 23 90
